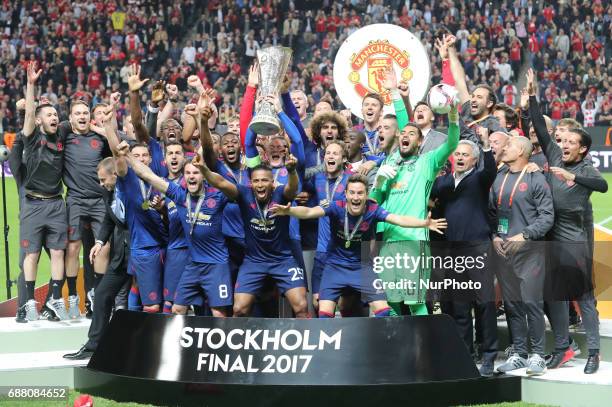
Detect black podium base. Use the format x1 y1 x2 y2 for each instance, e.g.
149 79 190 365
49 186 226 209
75 366 521 407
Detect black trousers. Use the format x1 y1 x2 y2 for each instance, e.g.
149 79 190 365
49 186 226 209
85 255 129 351
496 244 545 356
440 242 498 362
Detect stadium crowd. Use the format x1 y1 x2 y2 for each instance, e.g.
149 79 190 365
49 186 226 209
1 0 610 382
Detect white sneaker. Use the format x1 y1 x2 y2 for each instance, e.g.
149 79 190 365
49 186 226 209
68 295 81 319
25 299 39 321
527 354 547 376
497 353 528 373
46 298 69 320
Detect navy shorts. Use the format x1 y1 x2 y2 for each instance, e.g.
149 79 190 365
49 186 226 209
319 262 387 303
311 251 327 294
174 262 233 308
163 247 190 302
236 258 306 296
129 249 164 306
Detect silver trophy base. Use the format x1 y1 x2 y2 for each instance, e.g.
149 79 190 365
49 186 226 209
249 115 281 136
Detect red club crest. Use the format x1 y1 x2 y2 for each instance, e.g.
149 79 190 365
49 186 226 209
360 221 370 231
206 198 216 208
518 182 528 192
279 168 288 176
20 239 30 248
148 291 158 301
90 139 100 149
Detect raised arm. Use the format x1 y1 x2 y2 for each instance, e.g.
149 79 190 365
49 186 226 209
283 154 299 201
23 62 42 137
431 105 460 168
157 83 178 136
197 89 219 170
383 68 410 128
127 64 150 143
526 69 560 164
239 63 259 147
281 90 309 147
147 80 165 140
117 142 169 194
442 35 470 105
191 153 239 200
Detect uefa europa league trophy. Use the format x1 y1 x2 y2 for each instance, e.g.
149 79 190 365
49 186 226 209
249 46 293 135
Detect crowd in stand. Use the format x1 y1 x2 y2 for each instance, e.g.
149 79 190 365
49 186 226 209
1 0 611 382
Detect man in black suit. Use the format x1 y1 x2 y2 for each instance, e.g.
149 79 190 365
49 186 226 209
64 157 130 360
431 129 498 376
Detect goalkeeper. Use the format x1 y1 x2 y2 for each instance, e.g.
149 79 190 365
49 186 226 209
370 98 460 316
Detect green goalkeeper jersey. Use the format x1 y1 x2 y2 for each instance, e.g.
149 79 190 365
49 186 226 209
370 122 459 242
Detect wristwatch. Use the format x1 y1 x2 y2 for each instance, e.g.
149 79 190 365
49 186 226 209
522 231 530 241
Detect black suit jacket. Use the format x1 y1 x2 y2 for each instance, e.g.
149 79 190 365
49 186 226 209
98 188 130 271
432 149 497 242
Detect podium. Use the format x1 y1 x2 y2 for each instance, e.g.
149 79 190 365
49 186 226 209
75 311 520 406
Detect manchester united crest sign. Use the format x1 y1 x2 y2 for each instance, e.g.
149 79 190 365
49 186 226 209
333 24 431 119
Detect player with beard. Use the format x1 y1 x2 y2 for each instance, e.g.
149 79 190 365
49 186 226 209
20 62 69 321
271 174 447 318
491 135 554 376
150 141 189 314
306 141 353 312
526 70 608 374
119 142 234 317
216 131 250 281
370 98 460 316
439 35 504 135
309 111 348 166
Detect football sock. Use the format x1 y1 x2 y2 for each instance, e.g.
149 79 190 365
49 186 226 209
51 279 63 300
25 281 35 301
67 276 77 296
128 286 142 311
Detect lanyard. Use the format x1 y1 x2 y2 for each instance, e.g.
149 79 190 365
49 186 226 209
344 209 364 249
272 167 282 185
186 191 206 236
364 130 379 154
497 166 527 208
223 161 244 185
254 194 270 233
325 175 343 202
